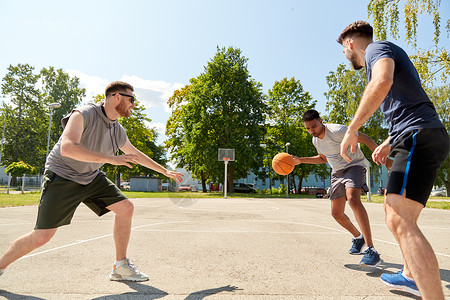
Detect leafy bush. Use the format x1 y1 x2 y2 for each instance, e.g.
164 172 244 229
5 161 38 177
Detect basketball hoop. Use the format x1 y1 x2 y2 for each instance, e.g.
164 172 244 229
218 149 234 199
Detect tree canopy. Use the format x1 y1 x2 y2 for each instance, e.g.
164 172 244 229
368 0 450 86
166 46 267 192
265 77 326 192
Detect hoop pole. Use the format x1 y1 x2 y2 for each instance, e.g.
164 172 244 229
224 160 228 199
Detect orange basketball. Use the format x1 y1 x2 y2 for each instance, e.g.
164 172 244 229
272 152 295 175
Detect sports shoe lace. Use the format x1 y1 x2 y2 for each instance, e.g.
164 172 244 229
365 247 376 256
126 259 140 273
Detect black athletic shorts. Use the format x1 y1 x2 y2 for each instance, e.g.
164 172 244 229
35 171 127 229
387 127 449 206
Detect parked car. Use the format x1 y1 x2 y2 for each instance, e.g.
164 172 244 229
178 184 192 192
430 188 447 197
234 183 256 193
315 188 327 198
302 187 327 198
120 182 130 191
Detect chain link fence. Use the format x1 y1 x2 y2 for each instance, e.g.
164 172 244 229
0 173 42 193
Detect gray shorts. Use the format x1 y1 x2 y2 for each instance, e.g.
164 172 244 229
330 166 368 200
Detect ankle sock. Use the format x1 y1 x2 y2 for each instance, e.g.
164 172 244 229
115 259 127 268
401 271 414 282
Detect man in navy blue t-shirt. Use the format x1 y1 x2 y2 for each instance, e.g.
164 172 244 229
337 21 449 298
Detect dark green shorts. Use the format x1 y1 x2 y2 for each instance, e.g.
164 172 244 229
35 171 127 229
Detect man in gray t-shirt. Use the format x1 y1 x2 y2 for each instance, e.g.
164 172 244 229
0 81 184 282
292 110 390 267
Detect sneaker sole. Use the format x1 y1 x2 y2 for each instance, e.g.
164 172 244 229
380 277 421 297
349 243 366 255
109 274 149 282
359 259 381 268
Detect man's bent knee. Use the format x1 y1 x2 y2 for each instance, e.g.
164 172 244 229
32 228 57 247
108 199 134 216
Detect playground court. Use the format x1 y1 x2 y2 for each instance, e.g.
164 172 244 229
0 196 449 299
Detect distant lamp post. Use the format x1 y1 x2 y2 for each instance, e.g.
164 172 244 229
46 102 61 160
285 142 291 198
0 112 6 166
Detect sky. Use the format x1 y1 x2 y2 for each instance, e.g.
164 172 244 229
0 0 449 146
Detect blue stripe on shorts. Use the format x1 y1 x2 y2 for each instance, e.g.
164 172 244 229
400 130 418 195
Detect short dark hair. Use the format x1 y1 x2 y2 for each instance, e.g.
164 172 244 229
337 20 373 45
105 81 134 96
302 109 321 122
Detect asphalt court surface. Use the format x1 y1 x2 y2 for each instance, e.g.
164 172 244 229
0 196 449 299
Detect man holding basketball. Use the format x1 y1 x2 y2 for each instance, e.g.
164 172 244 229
0 81 183 282
338 21 449 298
292 109 389 267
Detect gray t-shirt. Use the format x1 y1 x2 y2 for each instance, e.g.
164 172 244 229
312 124 368 172
45 102 127 185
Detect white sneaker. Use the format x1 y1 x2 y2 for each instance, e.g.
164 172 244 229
0 269 4 277
109 258 149 281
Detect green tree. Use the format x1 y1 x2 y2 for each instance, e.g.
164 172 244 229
5 161 37 176
40 67 86 145
92 95 168 185
166 46 267 192
428 84 450 195
1 64 45 167
368 0 450 86
324 64 389 178
265 77 326 192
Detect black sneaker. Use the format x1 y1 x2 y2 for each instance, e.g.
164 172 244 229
349 237 365 255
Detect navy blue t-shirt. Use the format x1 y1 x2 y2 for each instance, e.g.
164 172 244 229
365 41 443 143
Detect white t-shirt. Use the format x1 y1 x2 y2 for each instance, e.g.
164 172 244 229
312 124 368 172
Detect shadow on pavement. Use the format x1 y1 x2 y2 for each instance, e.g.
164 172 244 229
91 282 168 299
345 260 450 297
184 285 242 300
0 290 45 300
90 283 242 299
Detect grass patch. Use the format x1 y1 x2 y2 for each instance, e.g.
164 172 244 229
0 192 41 207
0 191 448 209
361 195 450 210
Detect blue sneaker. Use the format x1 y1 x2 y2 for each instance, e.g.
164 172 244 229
359 246 381 267
380 270 420 297
349 237 365 254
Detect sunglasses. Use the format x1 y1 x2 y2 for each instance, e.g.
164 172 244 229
112 93 135 104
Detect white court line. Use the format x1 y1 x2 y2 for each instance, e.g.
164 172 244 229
14 218 450 260
135 229 345 235
19 221 193 260
179 206 280 212
0 223 34 226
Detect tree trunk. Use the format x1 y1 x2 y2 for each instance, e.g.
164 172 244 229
292 175 297 193
201 170 208 193
446 181 450 197
227 167 234 193
298 175 304 192
115 172 121 189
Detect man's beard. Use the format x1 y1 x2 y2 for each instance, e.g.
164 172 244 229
349 53 363 70
115 99 131 117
